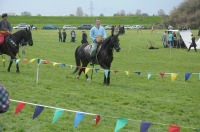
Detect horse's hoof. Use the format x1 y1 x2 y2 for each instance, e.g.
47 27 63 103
76 75 80 80
16 70 20 73
87 78 91 82
7 69 10 72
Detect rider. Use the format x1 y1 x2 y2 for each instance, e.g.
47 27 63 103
0 13 12 45
90 18 106 65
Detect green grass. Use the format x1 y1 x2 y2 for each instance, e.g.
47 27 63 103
9 16 162 29
0 29 199 132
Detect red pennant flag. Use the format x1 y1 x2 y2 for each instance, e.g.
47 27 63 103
23 59 28 62
43 60 49 64
160 73 165 81
14 102 26 116
95 115 101 127
168 125 181 132
113 70 119 73
77 66 82 69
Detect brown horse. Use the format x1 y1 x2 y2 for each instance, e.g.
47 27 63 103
73 33 120 85
0 29 33 72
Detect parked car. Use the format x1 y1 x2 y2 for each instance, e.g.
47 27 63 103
124 25 132 29
77 24 94 30
63 25 77 30
104 25 112 30
42 24 59 30
13 23 30 30
132 25 145 29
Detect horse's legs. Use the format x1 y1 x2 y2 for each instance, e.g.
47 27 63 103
16 61 19 73
7 58 13 72
103 70 110 85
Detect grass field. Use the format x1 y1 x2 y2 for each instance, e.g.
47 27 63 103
0 29 199 132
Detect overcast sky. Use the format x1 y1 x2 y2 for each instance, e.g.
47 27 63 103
0 0 184 16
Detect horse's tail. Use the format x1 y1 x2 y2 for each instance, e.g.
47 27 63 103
72 46 81 74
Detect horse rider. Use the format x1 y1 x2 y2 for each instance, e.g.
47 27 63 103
90 18 106 65
0 13 12 44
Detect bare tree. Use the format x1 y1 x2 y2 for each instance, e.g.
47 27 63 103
76 7 84 16
157 9 166 16
135 9 141 16
21 11 31 16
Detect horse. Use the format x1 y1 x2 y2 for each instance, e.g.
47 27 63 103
73 33 120 85
0 29 33 72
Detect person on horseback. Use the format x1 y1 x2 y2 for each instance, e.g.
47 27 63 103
89 18 107 65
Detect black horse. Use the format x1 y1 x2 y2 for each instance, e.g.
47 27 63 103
0 29 33 72
73 33 120 85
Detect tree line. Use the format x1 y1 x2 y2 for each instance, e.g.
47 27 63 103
162 0 200 29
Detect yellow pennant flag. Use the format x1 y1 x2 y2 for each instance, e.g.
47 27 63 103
171 73 177 81
30 59 36 63
53 63 59 67
125 71 129 76
85 68 90 74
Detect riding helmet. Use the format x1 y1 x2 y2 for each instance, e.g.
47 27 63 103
2 13 8 18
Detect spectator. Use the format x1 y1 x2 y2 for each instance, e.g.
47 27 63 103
162 31 167 48
70 29 76 43
58 29 62 42
168 31 173 48
188 34 197 52
0 84 10 114
81 30 88 44
173 32 177 47
62 29 67 42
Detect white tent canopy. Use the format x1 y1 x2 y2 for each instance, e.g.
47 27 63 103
167 30 200 49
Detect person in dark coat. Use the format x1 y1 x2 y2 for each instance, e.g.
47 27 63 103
188 34 197 52
58 29 62 42
70 29 76 43
62 29 67 42
81 30 88 44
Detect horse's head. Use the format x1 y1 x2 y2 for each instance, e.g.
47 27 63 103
23 28 33 46
111 33 121 52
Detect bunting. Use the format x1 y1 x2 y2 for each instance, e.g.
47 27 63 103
74 112 85 128
85 68 90 74
171 73 177 82
52 109 64 124
114 118 128 132
160 73 165 81
125 71 129 76
14 102 26 116
185 73 191 81
147 72 152 79
168 125 181 132
33 106 44 119
10 99 198 131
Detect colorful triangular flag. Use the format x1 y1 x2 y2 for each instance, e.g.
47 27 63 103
15 59 20 64
104 70 109 78
85 68 90 74
43 60 49 64
171 73 177 82
140 121 152 132
147 72 152 79
95 68 99 73
74 112 85 128
114 118 128 132
14 102 26 116
114 70 119 73
60 64 66 67
135 72 141 75
185 73 191 81
168 124 181 132
95 115 101 127
125 71 129 76
30 58 36 63
23 59 28 62
52 109 64 124
33 106 44 119
160 73 165 81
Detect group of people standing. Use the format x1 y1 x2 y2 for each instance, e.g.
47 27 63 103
58 29 76 43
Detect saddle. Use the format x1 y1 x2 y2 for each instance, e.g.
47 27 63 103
83 43 102 64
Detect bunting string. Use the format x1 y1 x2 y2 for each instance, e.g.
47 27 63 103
9 99 199 130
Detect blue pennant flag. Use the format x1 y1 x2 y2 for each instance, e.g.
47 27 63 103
95 68 99 73
185 73 191 81
60 64 66 67
135 72 141 75
140 121 152 132
33 106 44 119
74 112 85 128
